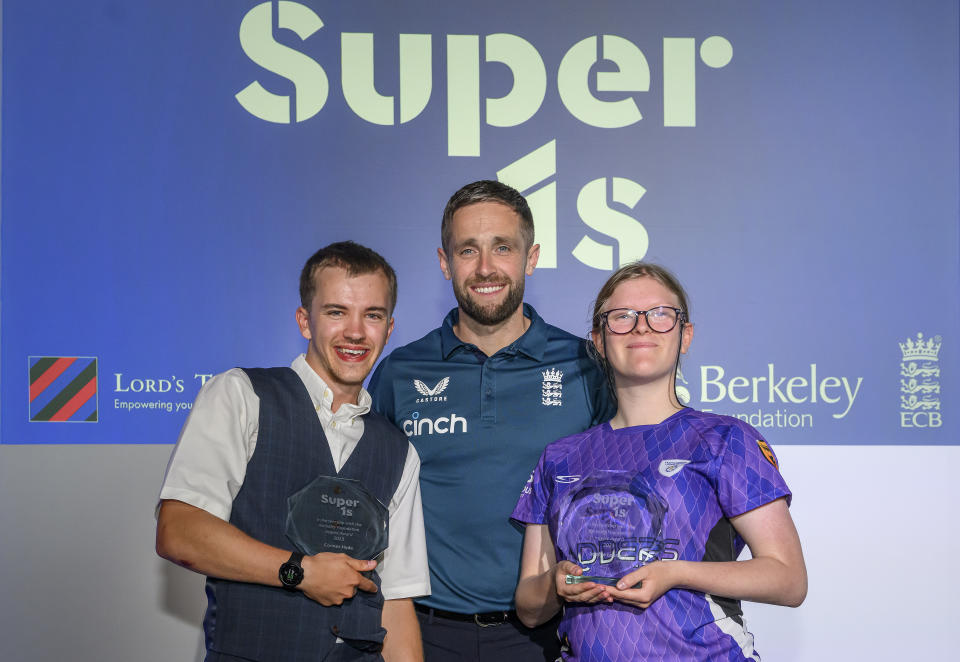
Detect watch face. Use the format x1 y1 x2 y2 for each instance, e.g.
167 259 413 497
280 562 303 587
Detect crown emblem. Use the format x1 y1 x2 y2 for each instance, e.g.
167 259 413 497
899 333 941 362
542 368 563 383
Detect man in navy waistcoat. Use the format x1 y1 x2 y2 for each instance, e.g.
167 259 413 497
157 241 429 661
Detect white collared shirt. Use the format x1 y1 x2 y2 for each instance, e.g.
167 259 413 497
158 354 430 600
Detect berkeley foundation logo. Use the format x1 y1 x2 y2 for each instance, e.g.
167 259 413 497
542 368 563 406
899 333 941 428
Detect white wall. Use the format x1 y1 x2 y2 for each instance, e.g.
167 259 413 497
0 444 956 660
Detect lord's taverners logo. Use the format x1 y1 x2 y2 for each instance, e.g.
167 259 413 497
29 356 99 422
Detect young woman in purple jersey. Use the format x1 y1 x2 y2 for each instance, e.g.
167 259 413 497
512 263 807 661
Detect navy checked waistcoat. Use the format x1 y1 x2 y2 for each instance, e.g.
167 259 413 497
203 367 408 662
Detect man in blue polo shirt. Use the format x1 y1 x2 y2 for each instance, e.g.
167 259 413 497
369 181 614 662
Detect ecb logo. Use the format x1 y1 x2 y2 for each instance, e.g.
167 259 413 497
234 2 734 270
899 333 942 429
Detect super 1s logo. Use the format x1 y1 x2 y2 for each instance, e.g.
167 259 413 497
236 2 732 146
235 2 733 269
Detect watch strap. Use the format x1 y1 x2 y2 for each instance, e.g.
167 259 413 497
279 551 305 590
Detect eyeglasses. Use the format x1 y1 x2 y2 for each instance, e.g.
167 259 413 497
598 307 686 334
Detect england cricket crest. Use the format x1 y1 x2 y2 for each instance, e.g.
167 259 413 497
899 333 942 428
542 368 563 406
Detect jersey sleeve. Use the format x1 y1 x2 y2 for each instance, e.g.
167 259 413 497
716 419 792 518
511 451 552 525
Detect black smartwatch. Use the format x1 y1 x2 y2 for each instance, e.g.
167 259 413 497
279 551 304 590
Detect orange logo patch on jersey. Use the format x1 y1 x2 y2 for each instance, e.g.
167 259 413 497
757 439 778 469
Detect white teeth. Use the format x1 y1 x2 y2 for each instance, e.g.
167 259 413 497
340 348 365 355
474 285 503 294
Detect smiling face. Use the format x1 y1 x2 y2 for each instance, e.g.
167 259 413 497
592 276 693 388
438 200 539 327
296 265 394 407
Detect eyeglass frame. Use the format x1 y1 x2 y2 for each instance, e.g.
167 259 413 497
597 306 687 335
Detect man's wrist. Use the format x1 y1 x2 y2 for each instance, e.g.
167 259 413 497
279 551 305 590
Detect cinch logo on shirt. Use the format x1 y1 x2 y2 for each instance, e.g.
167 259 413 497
401 411 468 436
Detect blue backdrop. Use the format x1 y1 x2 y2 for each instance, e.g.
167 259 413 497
2 0 957 445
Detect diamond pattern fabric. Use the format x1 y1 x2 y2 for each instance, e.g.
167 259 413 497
512 408 791 661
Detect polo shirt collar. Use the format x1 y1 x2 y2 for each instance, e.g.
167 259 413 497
439 303 548 361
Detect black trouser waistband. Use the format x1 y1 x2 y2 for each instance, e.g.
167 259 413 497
414 603 517 626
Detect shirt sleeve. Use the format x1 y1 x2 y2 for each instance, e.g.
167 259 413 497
379 442 431 600
589 371 617 426
367 358 396 422
511 450 551 526
716 419 792 519
157 369 258 521
579 353 616 426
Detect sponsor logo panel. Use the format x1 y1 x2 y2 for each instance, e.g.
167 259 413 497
112 371 213 415
233 5 735 270
899 333 942 429
29 356 98 422
413 377 449 403
401 411 469 437
688 359 869 432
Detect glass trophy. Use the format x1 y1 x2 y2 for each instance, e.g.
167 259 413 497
556 471 667 587
285 476 389 559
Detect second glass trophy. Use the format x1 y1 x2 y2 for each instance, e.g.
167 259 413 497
556 470 668 587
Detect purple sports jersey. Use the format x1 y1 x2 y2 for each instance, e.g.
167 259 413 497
512 408 791 662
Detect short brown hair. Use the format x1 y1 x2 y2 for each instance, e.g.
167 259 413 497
299 241 398 313
441 180 534 252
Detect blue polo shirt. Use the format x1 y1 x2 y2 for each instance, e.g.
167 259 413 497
368 304 615 613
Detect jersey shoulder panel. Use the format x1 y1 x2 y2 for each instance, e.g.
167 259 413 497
540 322 594 358
680 409 751 454
540 320 585 343
542 423 606 462
379 326 444 364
